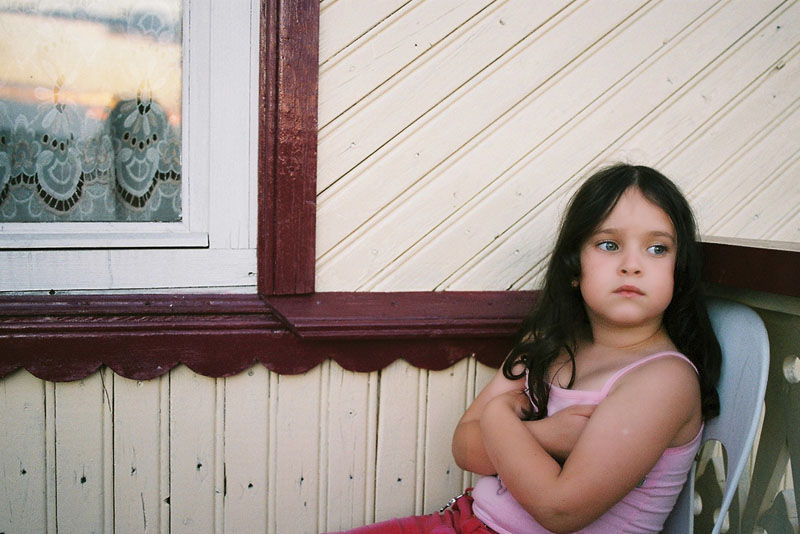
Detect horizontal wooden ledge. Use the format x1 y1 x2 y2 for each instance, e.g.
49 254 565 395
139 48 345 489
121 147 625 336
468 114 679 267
1 241 797 381
0 292 526 380
701 240 800 298
267 291 536 338
0 293 272 315
0 292 535 339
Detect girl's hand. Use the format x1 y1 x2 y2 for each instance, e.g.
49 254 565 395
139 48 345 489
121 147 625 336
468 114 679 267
524 404 596 463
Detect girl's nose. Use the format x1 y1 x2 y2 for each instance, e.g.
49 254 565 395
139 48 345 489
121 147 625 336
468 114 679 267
619 253 642 275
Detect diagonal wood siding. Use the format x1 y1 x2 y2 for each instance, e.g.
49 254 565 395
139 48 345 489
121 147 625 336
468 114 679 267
316 0 800 292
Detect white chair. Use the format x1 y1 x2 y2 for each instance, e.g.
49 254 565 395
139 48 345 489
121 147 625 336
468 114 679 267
661 298 770 534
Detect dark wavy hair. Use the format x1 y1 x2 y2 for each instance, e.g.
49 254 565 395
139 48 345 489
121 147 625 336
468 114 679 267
502 164 721 421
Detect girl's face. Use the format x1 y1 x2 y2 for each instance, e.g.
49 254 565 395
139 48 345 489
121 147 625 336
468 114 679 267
578 187 677 333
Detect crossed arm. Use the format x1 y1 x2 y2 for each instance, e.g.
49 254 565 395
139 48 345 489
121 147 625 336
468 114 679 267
451 358 700 533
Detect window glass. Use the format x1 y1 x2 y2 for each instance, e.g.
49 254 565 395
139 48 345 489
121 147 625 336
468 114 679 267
0 0 182 222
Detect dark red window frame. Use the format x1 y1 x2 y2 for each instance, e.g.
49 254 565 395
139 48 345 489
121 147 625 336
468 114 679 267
0 0 797 382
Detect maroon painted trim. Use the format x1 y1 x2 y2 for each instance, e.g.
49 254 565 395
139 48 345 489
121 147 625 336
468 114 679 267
702 242 800 298
257 0 319 296
2 243 799 381
268 291 535 339
0 293 521 380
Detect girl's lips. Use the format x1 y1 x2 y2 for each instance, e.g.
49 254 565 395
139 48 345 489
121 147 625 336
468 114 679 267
614 285 644 296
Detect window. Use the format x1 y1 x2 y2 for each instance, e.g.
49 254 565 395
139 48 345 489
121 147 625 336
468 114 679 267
0 1 183 224
0 0 259 292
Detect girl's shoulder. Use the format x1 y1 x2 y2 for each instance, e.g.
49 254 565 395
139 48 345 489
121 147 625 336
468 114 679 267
603 351 704 447
619 350 697 376
604 351 700 397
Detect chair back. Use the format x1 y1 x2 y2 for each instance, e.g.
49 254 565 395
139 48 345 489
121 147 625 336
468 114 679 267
661 298 769 534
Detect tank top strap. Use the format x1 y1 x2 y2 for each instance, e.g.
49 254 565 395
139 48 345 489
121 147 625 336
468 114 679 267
599 351 698 397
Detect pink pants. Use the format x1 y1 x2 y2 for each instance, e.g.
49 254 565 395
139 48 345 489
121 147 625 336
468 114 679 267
326 492 498 534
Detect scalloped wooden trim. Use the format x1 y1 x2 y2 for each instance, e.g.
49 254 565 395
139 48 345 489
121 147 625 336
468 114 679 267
0 292 525 380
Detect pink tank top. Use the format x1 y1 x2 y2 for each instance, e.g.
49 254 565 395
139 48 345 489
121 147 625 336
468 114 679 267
472 352 703 534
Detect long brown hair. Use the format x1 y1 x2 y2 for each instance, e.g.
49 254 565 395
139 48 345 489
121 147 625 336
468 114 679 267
503 164 721 421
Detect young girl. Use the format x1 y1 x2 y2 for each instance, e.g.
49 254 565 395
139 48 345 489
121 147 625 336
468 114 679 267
330 164 721 534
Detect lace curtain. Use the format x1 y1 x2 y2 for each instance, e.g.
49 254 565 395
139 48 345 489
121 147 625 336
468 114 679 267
0 1 182 222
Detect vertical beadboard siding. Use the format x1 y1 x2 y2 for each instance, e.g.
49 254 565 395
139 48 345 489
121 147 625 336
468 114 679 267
222 367 270 533
316 0 800 292
113 376 165 534
170 367 217 533
272 367 322 533
422 359 470 512
54 371 113 534
373 361 422 522
0 370 48 534
0 361 500 533
321 363 374 531
2 338 797 532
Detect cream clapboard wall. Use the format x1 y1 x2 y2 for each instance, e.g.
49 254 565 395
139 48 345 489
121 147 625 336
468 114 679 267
2 1 800 533
316 0 799 292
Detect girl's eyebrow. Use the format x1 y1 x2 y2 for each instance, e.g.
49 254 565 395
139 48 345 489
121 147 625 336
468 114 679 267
650 230 677 242
592 227 676 242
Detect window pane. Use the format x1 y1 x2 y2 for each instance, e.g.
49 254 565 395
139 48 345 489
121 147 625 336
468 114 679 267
0 0 182 222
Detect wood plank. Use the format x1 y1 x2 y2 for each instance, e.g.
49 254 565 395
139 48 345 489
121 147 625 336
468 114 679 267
257 0 319 295
45 380 56 534
169 366 217 533
214 379 225 533
704 103 800 239
223 365 271 532
365 368 380 525
184 0 211 235
603 0 800 167
316 0 574 259
317 0 571 193
54 373 109 533
0 248 256 291
321 0 714 291
511 3 800 287
271 367 322 533
103 371 115 533
321 362 373 531
663 52 800 230
319 0 409 65
374 360 423 521
267 291 533 338
0 370 47 534
319 0 493 127
113 374 167 533
247 0 261 251
423 359 469 512
208 0 256 250
435 0 785 291
267 371 279 534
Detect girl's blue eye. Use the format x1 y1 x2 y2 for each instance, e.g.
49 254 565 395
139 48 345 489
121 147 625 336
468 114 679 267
648 244 668 255
598 241 618 252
